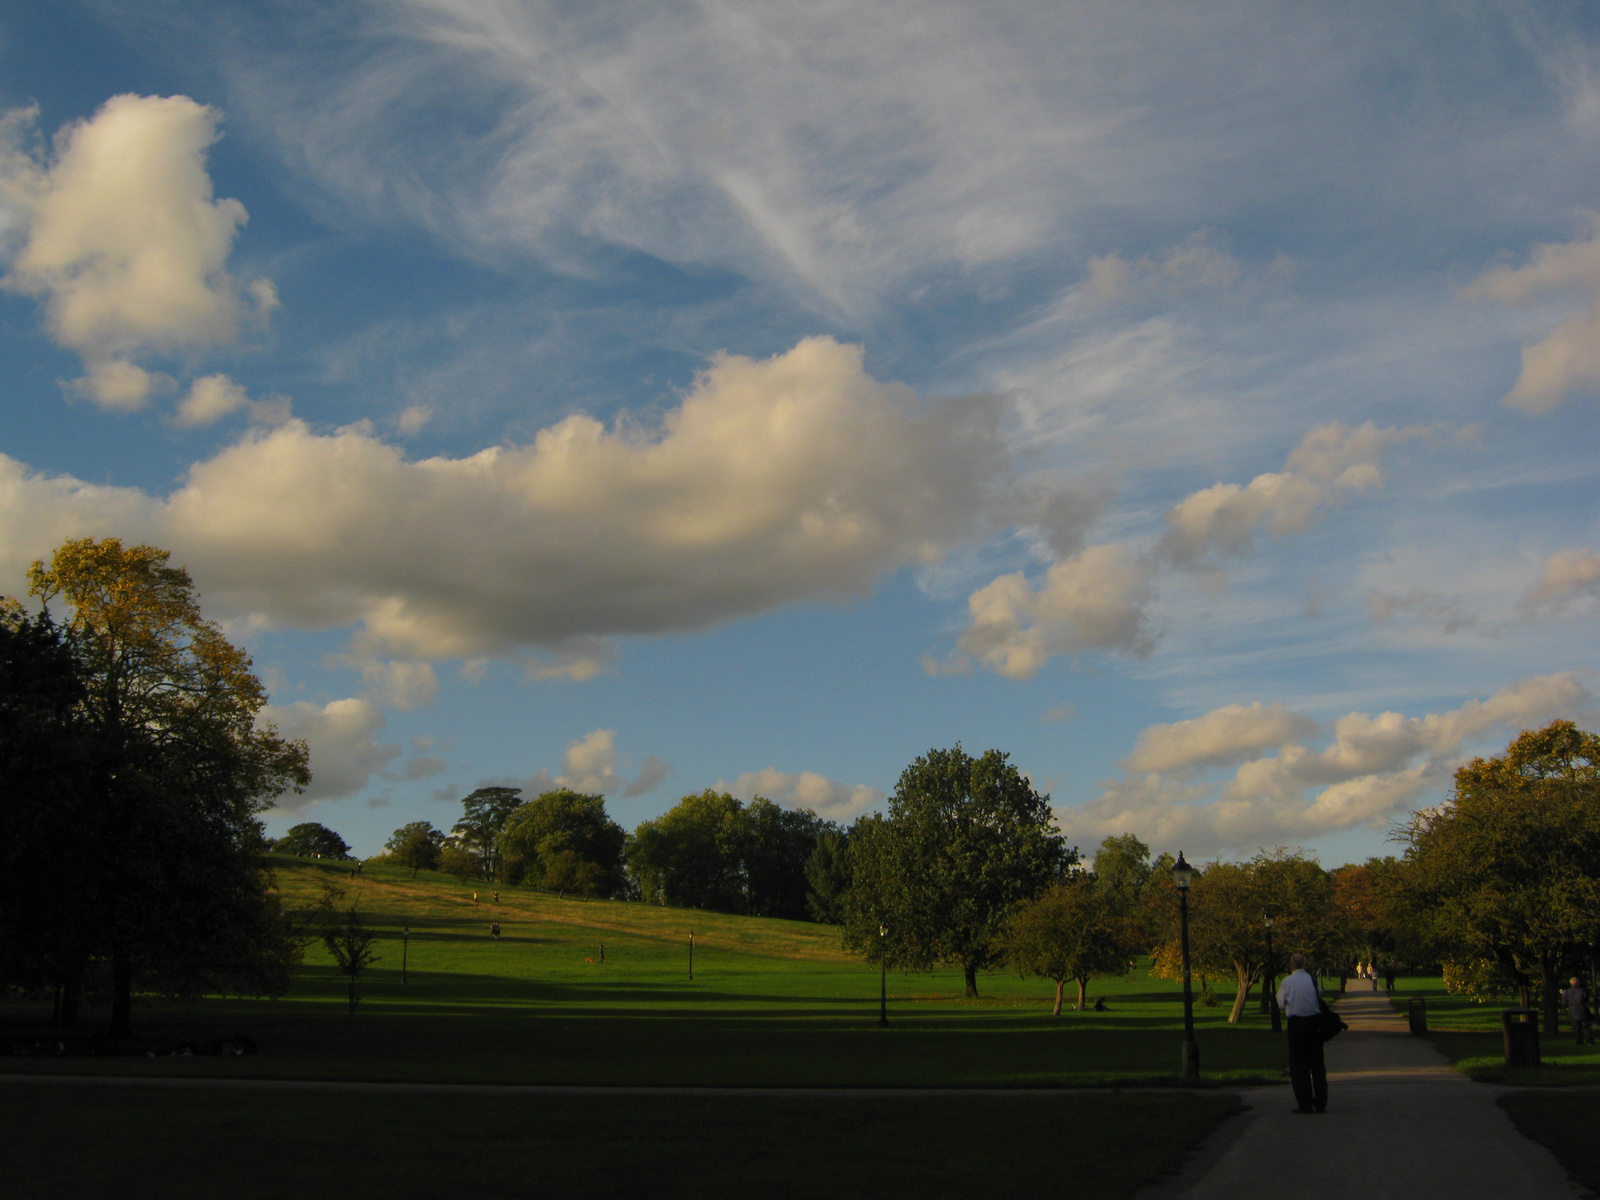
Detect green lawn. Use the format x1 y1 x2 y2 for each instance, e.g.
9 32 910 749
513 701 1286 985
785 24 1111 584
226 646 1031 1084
1382 974 1600 1086
0 856 1289 1088
1499 1091 1600 1195
0 1081 1245 1200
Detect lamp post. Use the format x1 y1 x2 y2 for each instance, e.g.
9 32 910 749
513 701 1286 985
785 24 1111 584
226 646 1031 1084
402 926 409 985
1263 912 1280 1033
1172 851 1200 1082
878 924 889 1027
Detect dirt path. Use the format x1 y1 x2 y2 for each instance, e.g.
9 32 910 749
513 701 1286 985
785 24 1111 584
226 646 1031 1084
1136 992 1586 1198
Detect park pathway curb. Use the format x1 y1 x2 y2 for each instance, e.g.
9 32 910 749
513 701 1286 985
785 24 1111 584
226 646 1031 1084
1133 989 1589 1199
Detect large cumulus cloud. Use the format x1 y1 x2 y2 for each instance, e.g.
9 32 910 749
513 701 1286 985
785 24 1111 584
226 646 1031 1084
0 337 1001 670
0 95 273 410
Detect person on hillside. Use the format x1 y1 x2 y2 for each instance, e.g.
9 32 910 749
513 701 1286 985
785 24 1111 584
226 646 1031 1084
1384 965 1395 993
1560 978 1595 1045
490 922 501 939
1276 953 1328 1114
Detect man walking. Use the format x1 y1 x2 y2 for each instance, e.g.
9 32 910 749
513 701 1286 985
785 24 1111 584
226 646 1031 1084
1277 953 1328 1114
1560 977 1595 1045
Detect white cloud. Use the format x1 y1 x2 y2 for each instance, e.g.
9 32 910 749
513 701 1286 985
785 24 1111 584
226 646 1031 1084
520 729 671 799
721 768 884 822
174 374 249 428
1064 672 1590 858
397 404 431 436
329 652 440 710
944 543 1155 680
1124 702 1318 773
0 337 999 662
0 95 271 409
1464 224 1600 412
261 697 401 809
1523 548 1600 610
1158 421 1423 568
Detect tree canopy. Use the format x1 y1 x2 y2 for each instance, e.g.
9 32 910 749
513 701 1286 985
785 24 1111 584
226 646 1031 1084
1397 720 1600 1032
1152 851 1343 1023
449 786 525 881
385 821 445 877
499 790 627 897
275 822 351 859
841 746 1072 997
12 538 310 1035
1003 872 1140 1014
625 790 838 917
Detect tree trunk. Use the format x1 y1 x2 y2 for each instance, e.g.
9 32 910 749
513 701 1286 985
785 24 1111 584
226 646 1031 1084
1227 964 1255 1024
963 963 979 998
1076 977 1088 1012
59 971 82 1029
1540 954 1562 1036
1053 979 1064 1016
109 951 134 1039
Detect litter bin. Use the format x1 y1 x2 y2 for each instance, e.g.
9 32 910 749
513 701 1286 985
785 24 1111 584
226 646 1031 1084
1407 997 1427 1035
1502 1007 1541 1068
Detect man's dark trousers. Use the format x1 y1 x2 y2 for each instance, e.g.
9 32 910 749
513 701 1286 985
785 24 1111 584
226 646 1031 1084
1286 1015 1327 1112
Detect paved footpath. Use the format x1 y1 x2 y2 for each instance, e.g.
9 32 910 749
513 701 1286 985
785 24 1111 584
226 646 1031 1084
1136 991 1587 1198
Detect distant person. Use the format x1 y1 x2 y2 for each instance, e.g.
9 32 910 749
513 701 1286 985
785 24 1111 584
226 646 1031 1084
1092 996 1109 1012
1276 953 1328 1114
1371 963 1380 992
490 922 501 939
1384 966 1395 993
1560 978 1595 1045
473 891 478 903
599 944 605 963
493 891 500 904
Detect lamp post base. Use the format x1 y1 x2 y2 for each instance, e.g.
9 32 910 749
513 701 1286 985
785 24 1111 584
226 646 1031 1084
1181 1038 1201 1081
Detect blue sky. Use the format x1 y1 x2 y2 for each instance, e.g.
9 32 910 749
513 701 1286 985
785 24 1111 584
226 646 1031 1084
2 1 1597 864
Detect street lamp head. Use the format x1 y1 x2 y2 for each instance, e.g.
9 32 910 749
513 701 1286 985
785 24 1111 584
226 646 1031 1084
1171 851 1194 891
1263 912 1273 929
879 924 887 937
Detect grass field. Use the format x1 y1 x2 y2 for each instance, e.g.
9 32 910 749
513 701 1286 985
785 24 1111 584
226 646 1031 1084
0 1080 1246 1200
0 855 1290 1089
1500 1091 1600 1195
0 856 1268 1196
1380 974 1600 1086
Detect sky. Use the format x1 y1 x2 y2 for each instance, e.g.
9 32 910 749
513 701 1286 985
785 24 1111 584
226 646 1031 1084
1 0 1597 865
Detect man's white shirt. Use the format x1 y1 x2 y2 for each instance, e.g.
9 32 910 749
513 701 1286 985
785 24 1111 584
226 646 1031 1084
1276 969 1321 1018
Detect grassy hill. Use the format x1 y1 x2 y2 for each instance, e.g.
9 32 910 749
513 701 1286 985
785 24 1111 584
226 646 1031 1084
0 853 1288 1089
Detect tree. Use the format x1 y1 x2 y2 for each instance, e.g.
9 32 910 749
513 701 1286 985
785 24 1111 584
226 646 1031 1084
0 605 97 1021
627 790 751 911
450 787 525 881
24 538 310 1037
385 821 444 877
274 822 350 859
841 746 1072 997
438 845 482 883
1152 852 1344 1024
742 798 833 920
499 790 626 896
1003 873 1140 1014
1397 721 1600 1034
625 790 839 917
542 849 606 900
804 830 852 924
321 906 380 1019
